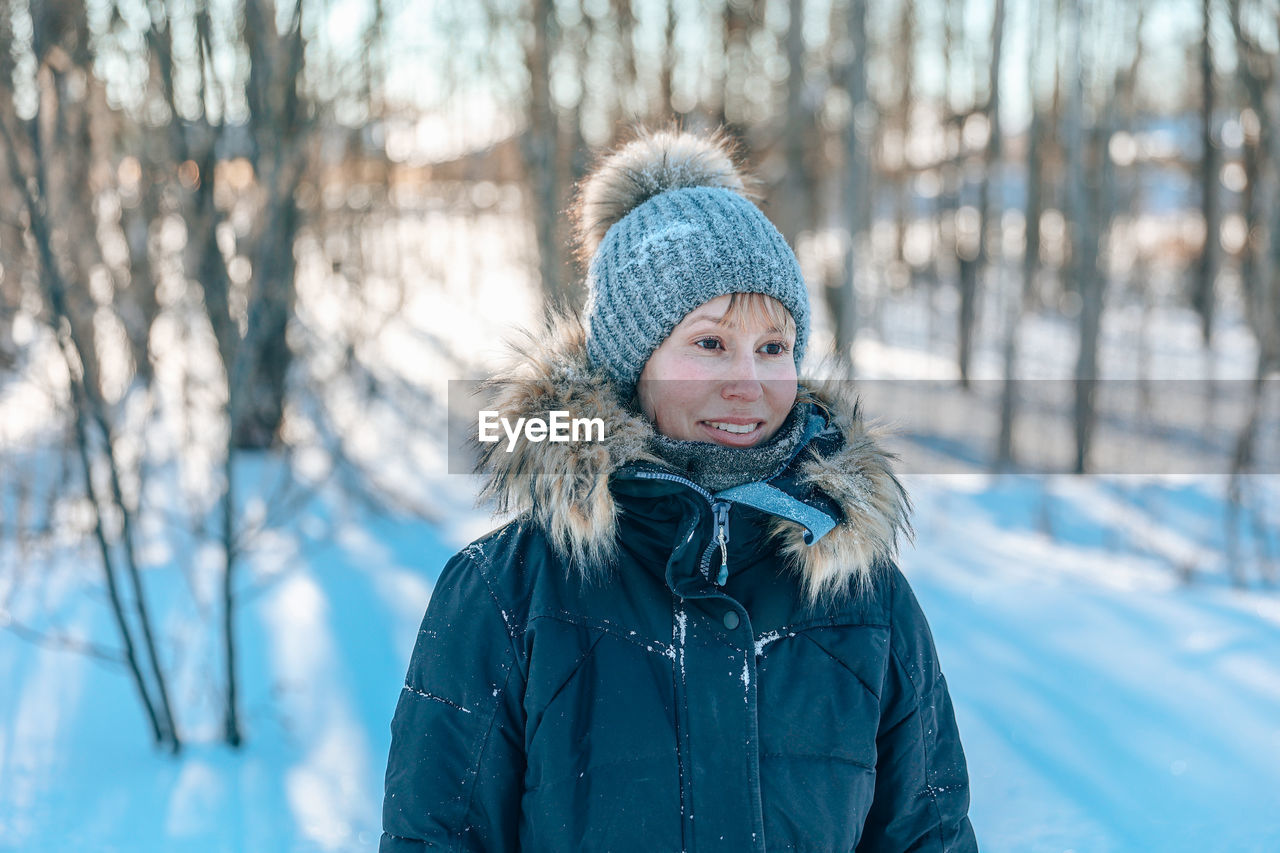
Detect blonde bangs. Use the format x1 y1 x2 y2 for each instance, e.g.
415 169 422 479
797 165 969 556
720 292 796 339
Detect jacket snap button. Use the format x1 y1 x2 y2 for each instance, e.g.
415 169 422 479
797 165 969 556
722 610 740 630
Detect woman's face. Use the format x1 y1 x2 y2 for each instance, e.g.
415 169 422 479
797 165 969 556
636 294 798 447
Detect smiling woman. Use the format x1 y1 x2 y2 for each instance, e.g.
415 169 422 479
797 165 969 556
381 127 978 852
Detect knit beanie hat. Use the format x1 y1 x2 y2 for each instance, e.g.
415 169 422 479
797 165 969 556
575 129 810 391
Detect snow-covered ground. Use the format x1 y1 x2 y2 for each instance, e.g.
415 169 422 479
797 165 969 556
0 456 458 852
2 462 1277 852
909 475 1280 852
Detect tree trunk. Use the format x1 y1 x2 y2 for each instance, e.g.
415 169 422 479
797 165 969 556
781 0 810 243
1065 0 1101 474
233 193 299 450
522 0 568 308
893 0 915 264
661 0 676 116
997 0 1040 468
613 0 637 127
829 0 869 371
1194 0 1218 346
222 447 242 746
959 0 1004 389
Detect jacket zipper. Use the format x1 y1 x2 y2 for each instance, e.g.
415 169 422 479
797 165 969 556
630 469 732 586
712 501 730 585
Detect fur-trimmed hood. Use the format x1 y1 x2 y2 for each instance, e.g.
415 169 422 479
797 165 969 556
474 314 912 602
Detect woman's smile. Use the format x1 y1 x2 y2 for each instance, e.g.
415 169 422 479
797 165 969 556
699 417 766 445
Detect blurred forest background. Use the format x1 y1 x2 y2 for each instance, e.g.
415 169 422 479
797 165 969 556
1 0 1278 766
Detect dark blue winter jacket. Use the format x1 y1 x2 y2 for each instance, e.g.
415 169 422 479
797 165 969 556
381 319 977 852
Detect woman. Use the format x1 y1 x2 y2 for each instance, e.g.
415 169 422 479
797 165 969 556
382 128 977 852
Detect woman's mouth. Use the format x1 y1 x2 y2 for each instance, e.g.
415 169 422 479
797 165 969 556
699 420 764 446
709 421 757 434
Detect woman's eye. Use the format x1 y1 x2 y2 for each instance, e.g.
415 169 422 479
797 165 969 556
761 342 787 355
695 338 722 350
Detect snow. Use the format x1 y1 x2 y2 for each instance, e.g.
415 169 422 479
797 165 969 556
754 629 796 657
674 606 688 683
0 460 458 852
905 474 1280 852
402 684 472 714
4 458 1275 851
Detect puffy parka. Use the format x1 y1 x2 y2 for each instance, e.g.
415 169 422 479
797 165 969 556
381 318 978 853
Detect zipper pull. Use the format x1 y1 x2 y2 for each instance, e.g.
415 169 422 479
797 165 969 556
712 501 731 585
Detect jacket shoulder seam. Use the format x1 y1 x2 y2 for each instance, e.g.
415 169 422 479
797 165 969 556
462 540 529 672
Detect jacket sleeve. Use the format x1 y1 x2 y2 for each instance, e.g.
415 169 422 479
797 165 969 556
381 547 526 852
857 566 978 852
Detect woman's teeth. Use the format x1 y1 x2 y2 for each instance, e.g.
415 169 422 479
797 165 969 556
709 422 758 434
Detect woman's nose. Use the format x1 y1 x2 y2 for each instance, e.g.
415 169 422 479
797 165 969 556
720 351 763 400
721 378 763 401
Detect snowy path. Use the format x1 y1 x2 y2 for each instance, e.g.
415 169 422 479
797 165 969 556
0 496 453 852
909 477 1280 853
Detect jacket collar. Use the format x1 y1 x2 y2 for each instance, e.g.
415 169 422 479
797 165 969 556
474 313 913 603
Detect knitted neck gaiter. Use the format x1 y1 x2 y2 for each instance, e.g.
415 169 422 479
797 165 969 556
648 400 813 493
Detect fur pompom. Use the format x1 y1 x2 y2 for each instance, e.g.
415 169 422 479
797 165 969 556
573 127 750 262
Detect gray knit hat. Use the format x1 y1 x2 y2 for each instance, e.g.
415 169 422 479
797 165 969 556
576 129 810 391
